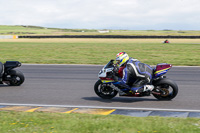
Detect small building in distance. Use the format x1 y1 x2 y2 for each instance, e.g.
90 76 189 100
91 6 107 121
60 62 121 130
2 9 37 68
98 30 109 33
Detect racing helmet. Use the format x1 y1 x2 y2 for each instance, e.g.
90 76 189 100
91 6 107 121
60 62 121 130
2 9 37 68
116 52 129 67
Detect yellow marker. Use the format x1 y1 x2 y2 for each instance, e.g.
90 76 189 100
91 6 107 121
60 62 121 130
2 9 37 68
25 107 42 112
99 109 116 115
64 108 79 113
73 109 116 115
0 106 30 111
13 35 18 39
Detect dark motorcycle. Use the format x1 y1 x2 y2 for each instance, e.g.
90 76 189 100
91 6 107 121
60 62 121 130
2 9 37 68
0 61 25 86
94 60 178 100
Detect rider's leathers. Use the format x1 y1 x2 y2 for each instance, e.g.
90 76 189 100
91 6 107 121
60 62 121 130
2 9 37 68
116 58 153 93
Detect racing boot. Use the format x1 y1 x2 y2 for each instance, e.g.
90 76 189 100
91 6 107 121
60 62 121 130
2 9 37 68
132 85 154 93
132 86 144 93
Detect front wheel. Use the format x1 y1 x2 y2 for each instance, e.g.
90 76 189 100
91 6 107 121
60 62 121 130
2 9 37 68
4 70 25 86
152 78 178 100
94 80 118 99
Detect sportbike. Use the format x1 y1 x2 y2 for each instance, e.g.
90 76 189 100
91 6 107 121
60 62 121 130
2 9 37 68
94 60 178 100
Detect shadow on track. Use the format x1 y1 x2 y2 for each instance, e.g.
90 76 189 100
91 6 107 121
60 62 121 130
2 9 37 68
0 84 23 88
82 97 158 103
0 84 10 87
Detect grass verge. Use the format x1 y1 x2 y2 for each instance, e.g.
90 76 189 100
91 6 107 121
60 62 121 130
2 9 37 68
1 25 200 36
0 39 199 66
0 111 199 133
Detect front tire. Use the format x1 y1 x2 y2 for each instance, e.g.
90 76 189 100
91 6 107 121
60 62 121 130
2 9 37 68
94 80 118 99
4 70 25 86
152 78 178 100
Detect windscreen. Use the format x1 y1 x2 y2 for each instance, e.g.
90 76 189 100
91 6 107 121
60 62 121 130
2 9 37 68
104 60 114 69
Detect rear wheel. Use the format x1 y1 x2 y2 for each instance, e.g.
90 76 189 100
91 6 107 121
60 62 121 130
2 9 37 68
152 78 178 100
4 70 25 86
94 80 118 99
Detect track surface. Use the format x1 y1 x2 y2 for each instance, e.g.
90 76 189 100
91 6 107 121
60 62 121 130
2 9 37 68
0 64 200 111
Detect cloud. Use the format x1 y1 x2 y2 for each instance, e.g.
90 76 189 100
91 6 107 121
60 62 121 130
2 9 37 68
0 0 199 30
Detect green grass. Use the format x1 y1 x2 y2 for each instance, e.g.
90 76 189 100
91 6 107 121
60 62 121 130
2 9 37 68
0 39 199 66
0 25 200 36
0 25 98 35
0 111 199 133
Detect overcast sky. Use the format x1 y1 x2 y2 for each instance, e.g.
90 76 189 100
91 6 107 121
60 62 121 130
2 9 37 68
0 0 199 30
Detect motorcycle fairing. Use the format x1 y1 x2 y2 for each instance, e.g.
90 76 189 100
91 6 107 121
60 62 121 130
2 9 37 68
101 79 115 83
154 63 172 77
99 60 115 83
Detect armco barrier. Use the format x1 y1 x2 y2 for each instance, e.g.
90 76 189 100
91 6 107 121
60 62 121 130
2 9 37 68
18 35 200 39
0 35 18 39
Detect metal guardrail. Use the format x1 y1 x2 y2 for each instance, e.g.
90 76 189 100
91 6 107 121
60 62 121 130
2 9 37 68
1 35 199 39
18 35 200 39
0 35 18 39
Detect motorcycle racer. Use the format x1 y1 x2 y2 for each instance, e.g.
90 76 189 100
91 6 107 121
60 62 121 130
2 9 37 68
115 52 154 94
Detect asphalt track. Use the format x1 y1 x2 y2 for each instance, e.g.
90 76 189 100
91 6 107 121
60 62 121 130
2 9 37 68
0 64 200 117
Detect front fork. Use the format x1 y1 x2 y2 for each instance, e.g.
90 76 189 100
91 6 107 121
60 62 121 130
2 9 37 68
108 83 126 95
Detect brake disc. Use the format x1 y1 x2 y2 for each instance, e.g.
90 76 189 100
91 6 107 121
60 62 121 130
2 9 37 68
160 88 169 97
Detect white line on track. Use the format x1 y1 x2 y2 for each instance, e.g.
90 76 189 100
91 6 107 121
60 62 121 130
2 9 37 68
0 103 200 112
22 64 104 67
22 64 200 68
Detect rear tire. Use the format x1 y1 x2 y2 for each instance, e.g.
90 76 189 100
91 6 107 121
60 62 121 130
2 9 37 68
94 80 118 99
5 70 25 86
152 78 178 100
